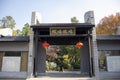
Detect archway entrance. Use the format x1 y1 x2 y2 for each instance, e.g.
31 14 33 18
31 23 94 77
46 45 81 72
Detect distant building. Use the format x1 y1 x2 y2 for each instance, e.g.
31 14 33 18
0 28 12 36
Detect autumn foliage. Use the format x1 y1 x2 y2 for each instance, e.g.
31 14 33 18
96 13 120 35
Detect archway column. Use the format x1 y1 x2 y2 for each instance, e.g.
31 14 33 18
34 32 46 76
37 41 46 74
80 41 90 75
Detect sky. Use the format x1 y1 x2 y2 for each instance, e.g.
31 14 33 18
0 0 120 30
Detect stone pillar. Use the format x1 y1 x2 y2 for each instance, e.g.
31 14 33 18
84 11 99 79
92 25 99 79
37 42 46 74
27 12 41 78
31 12 42 24
80 41 90 75
27 27 34 78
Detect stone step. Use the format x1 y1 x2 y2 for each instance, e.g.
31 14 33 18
26 77 94 80
38 72 90 77
26 71 94 80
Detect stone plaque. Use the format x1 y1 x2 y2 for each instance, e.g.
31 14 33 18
2 57 21 72
106 56 120 72
50 27 75 36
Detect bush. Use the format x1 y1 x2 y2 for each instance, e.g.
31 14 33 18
63 61 71 69
46 61 57 71
72 62 80 69
62 55 71 69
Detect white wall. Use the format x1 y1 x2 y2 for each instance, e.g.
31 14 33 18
0 28 12 36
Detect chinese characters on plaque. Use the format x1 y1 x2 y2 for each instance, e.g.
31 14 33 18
50 27 75 36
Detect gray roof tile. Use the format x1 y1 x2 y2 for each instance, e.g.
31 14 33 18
0 35 120 42
0 36 29 42
97 35 120 40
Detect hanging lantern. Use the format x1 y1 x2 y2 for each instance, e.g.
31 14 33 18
42 41 50 49
76 42 83 49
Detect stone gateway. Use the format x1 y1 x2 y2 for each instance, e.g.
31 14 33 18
0 11 120 80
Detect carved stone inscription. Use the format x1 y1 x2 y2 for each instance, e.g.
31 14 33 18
2 57 21 72
50 27 75 36
107 56 120 72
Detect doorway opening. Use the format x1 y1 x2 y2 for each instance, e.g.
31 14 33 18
46 45 81 72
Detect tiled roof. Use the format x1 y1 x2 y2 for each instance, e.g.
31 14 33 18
97 35 120 40
31 23 95 28
0 35 120 42
0 36 29 42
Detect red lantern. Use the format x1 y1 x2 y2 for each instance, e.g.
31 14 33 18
76 42 83 49
42 41 50 49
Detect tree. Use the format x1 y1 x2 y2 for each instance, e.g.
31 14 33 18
71 17 79 23
66 45 80 69
21 23 30 36
0 16 16 29
96 13 120 35
56 45 80 70
12 30 17 36
70 17 80 69
16 29 22 36
14 23 30 36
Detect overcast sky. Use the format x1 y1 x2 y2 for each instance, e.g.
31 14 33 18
0 0 120 30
